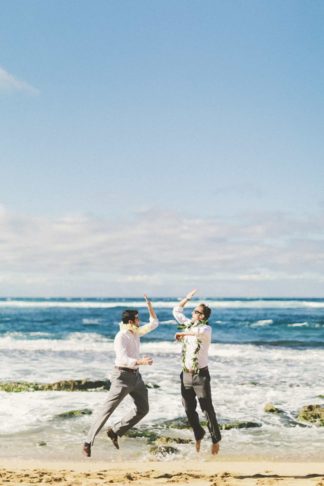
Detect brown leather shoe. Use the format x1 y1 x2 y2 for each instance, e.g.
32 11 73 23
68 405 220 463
107 427 119 449
83 442 91 457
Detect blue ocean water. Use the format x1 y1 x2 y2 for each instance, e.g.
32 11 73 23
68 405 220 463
0 297 323 346
0 297 323 462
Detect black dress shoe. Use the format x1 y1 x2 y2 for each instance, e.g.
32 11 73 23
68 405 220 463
107 427 119 449
83 442 91 457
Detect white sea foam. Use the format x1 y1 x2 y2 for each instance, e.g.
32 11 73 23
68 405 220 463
1 299 324 309
288 322 309 327
0 335 323 462
251 319 273 327
82 318 102 325
0 332 114 352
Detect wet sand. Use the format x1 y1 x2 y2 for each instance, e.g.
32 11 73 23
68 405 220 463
0 459 323 486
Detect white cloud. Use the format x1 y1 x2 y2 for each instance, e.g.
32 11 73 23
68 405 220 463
0 205 323 296
0 66 39 95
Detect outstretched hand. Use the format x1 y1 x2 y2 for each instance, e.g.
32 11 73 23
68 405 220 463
144 294 157 320
186 289 197 300
175 332 184 341
140 356 153 366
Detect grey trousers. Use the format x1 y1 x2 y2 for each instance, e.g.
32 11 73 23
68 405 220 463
181 368 222 444
86 368 149 445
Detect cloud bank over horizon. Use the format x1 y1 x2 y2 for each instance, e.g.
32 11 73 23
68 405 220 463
0 204 323 297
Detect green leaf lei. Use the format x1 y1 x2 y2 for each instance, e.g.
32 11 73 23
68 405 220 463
179 320 208 373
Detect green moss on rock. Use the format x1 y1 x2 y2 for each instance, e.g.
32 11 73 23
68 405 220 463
0 379 111 392
264 403 282 413
220 421 262 430
55 408 93 419
155 436 192 445
125 428 159 443
149 445 179 456
297 405 324 426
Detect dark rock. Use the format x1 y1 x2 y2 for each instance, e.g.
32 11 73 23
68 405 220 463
264 403 282 413
155 436 192 445
158 417 190 429
145 382 160 389
0 379 160 392
0 379 111 392
55 408 93 419
125 428 159 443
219 421 262 430
297 405 324 426
43 379 111 391
149 445 179 456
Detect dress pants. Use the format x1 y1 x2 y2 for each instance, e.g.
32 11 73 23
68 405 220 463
181 368 221 444
86 368 149 445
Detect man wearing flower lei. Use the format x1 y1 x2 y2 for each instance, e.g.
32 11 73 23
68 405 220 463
173 289 221 455
83 294 158 457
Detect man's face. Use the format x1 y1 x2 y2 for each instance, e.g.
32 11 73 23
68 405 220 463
129 314 140 327
192 305 205 322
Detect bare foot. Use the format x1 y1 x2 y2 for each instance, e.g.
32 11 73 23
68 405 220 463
211 442 220 455
195 439 202 452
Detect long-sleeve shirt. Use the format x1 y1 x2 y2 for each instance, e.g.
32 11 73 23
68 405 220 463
114 317 159 369
173 305 211 370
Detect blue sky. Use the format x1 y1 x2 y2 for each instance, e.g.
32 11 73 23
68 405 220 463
0 0 323 297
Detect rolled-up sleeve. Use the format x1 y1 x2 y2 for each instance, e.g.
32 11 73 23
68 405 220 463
173 306 191 326
138 317 159 336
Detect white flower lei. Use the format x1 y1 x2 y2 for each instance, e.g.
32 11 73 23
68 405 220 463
119 322 139 334
180 321 207 372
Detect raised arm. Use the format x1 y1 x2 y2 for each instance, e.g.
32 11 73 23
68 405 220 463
173 289 197 327
138 294 159 336
144 294 157 320
178 289 197 308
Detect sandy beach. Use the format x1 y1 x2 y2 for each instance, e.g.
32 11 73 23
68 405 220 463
0 459 323 486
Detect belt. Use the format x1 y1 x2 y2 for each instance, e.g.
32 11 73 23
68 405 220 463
186 366 209 374
115 366 139 373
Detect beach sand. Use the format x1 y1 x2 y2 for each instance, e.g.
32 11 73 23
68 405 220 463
0 459 323 486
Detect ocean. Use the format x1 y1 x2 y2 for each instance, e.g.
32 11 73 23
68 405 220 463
0 297 323 462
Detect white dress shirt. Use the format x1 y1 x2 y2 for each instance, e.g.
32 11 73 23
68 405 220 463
114 317 159 369
173 305 211 370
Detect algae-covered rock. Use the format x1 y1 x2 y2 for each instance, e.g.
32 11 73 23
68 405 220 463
297 405 324 426
43 379 111 391
0 379 111 392
0 382 40 392
158 416 261 431
125 427 159 443
149 445 179 456
220 421 262 430
125 426 192 445
0 379 160 392
145 382 160 389
55 408 93 419
155 436 192 445
264 403 282 413
158 417 190 429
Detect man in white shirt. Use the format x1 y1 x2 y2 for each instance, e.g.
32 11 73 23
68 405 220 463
83 295 158 457
173 289 221 455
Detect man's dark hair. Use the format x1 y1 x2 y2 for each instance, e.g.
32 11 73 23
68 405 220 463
200 304 211 320
122 309 139 324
